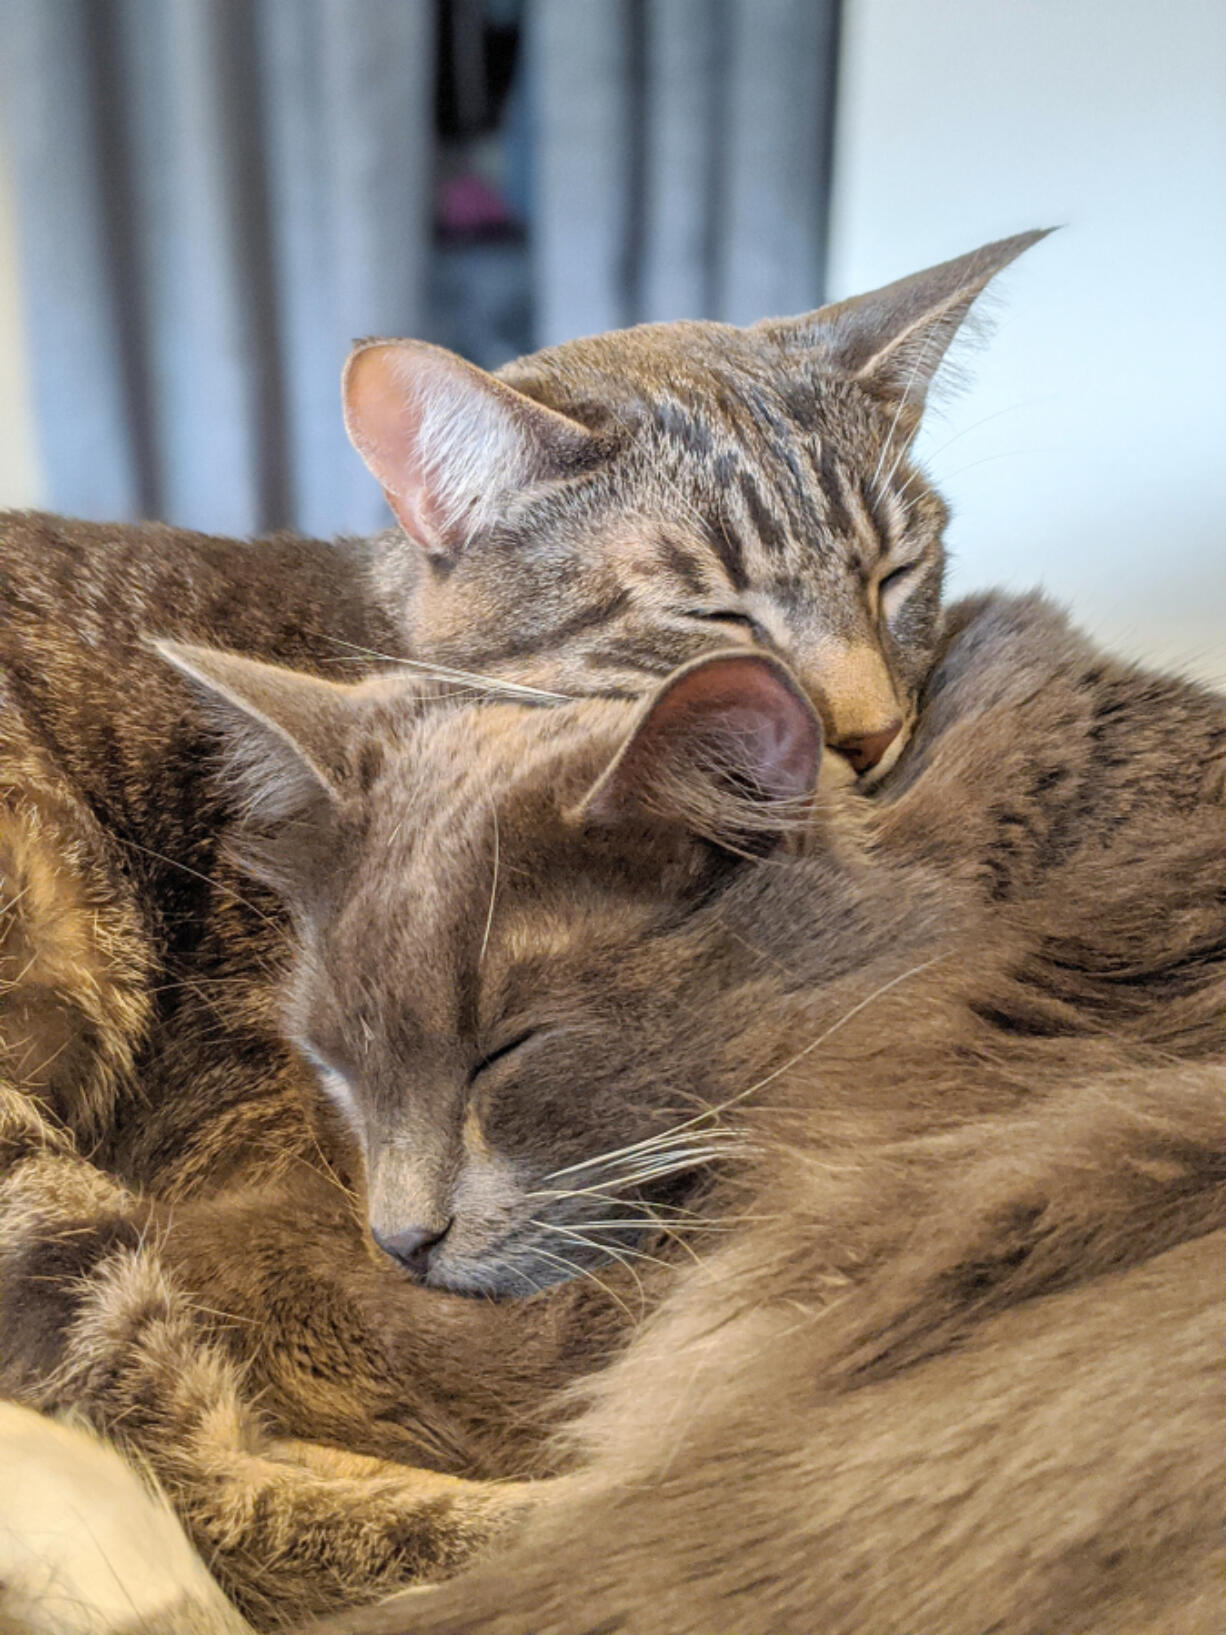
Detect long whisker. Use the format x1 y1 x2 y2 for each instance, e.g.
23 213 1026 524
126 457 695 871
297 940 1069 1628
530 1146 739 1202
543 1124 743 1183
534 1219 672 1272
479 804 500 968
526 1244 638 1319
315 635 573 702
546 957 942 1197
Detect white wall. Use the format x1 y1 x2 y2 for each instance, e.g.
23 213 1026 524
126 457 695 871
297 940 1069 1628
829 0 1226 684
0 137 42 509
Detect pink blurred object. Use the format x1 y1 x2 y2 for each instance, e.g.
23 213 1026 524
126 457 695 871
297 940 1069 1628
438 173 515 235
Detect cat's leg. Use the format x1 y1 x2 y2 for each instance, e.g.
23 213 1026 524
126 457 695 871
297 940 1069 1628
0 769 152 1144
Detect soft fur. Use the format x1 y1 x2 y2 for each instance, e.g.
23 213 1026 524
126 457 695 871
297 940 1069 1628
0 234 1050 1623
290 595 1226 1635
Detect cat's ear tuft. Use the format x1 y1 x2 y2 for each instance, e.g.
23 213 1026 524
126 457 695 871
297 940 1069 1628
342 340 599 563
576 651 824 854
760 228 1053 418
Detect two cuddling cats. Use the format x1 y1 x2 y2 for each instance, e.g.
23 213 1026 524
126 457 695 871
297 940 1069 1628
3 229 1226 1635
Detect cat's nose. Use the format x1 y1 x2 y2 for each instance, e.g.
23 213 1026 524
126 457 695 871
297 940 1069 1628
832 720 902 775
372 1219 453 1279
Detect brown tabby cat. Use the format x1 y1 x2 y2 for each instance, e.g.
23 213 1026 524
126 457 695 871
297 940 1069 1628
0 231 1046 1621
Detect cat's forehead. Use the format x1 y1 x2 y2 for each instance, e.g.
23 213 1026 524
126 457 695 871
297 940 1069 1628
372 694 626 844
499 323 930 588
503 319 888 463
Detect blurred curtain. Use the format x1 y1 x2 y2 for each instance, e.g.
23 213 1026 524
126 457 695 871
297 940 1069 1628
0 0 840 536
0 0 434 538
532 0 841 345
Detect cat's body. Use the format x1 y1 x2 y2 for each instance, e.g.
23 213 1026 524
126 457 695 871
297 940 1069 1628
6 537 1226 1630
241 591 1224 1635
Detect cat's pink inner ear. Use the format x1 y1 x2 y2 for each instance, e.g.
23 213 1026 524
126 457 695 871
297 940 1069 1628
342 340 596 561
342 342 460 553
583 652 824 836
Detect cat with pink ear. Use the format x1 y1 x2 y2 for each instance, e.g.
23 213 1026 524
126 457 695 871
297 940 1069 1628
341 231 1048 787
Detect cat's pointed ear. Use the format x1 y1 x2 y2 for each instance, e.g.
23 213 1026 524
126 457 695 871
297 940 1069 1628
575 651 823 854
156 641 363 809
760 229 1053 417
342 339 599 562
155 641 375 897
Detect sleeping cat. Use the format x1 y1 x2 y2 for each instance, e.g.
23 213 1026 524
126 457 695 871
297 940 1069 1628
6 579 1225 1630
0 228 1061 1620
290 606 1226 1635
184 593 1226 1635
348 232 1051 781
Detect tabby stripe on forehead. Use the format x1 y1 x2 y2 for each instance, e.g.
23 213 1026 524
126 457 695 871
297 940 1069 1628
459 589 635 666
862 479 895 554
702 516 749 591
658 534 707 596
818 439 853 537
737 470 788 556
655 400 713 458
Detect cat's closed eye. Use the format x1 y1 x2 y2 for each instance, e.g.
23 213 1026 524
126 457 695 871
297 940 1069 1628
878 560 929 616
469 1029 539 1085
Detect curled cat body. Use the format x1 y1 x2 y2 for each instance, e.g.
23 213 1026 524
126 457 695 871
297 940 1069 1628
7 583 1226 1635
190 591 1226 1635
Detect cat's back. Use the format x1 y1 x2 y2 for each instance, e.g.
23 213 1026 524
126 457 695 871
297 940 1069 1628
0 509 395 674
890 589 1226 834
0 510 401 842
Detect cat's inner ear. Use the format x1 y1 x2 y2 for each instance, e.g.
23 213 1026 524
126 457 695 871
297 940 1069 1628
342 339 598 562
760 228 1052 419
576 651 824 854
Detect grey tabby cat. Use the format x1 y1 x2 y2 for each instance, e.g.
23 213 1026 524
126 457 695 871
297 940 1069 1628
188 589 1226 1635
0 232 1046 1624
12 579 1225 1635
348 228 1047 783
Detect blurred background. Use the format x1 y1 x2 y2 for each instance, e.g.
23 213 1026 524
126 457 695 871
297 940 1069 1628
0 0 1223 678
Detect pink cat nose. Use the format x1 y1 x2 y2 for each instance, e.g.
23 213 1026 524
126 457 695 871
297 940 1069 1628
372 1220 453 1279
832 721 902 775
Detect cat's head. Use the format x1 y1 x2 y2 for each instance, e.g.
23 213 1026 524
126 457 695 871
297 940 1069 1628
159 641 921 1296
346 230 1048 786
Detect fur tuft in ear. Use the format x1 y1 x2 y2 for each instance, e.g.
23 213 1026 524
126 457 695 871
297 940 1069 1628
342 339 599 562
759 228 1053 420
155 641 374 899
577 651 824 855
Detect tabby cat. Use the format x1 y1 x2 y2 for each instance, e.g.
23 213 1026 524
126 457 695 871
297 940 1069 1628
0 230 1056 1622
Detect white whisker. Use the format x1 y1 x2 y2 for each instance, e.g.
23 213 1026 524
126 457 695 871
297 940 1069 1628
316 635 573 702
527 1244 638 1318
479 804 500 968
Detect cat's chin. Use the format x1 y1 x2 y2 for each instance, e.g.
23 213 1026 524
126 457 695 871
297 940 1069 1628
421 1261 558 1301
423 1243 611 1300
